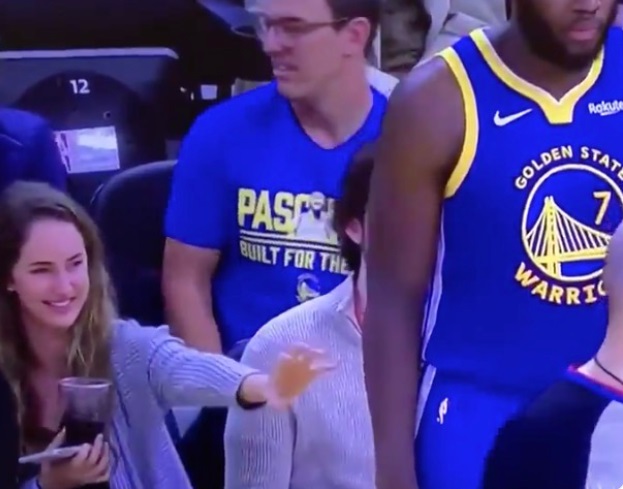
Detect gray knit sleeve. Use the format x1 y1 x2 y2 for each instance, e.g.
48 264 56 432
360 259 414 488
114 321 258 409
224 323 295 489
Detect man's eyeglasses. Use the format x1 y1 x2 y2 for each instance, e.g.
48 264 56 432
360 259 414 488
240 15 350 41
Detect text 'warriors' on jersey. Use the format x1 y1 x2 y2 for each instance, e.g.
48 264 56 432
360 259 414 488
515 146 623 306
424 28 623 393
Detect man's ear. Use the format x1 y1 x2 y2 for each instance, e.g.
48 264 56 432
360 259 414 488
345 219 363 245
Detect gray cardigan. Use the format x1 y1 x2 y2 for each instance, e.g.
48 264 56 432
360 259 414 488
224 278 375 489
22 319 257 489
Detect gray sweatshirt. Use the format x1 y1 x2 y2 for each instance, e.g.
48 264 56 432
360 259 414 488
224 277 375 489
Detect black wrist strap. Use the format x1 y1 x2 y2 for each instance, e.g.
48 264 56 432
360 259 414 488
236 374 267 411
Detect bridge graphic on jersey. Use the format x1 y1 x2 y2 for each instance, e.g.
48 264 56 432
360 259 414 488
525 196 611 277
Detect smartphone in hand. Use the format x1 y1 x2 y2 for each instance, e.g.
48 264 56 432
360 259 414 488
19 446 81 465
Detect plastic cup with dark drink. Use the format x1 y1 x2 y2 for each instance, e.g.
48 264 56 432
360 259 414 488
59 377 112 446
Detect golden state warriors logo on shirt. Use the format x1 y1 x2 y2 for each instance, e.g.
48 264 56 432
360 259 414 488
236 188 349 302
514 145 623 305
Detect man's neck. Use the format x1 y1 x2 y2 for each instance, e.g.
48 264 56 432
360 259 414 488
290 65 372 149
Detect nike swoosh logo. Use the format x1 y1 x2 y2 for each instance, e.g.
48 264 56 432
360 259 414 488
493 109 533 127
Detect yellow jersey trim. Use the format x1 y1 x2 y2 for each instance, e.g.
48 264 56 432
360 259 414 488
471 29 604 125
438 48 479 198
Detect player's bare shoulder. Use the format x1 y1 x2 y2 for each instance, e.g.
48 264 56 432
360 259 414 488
383 54 465 175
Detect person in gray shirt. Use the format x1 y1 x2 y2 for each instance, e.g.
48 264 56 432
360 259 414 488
224 142 376 489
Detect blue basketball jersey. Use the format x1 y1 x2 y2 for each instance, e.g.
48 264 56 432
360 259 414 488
424 28 623 393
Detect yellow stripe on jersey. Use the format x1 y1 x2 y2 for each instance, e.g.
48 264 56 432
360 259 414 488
470 29 603 125
438 47 480 198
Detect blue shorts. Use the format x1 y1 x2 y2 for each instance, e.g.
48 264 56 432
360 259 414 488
415 368 530 489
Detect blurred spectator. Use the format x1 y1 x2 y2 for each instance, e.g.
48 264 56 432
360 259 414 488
378 0 506 76
0 182 327 489
0 109 66 191
380 0 430 76
419 0 507 63
164 0 386 353
483 222 623 489
617 0 623 25
0 371 18 489
224 142 375 489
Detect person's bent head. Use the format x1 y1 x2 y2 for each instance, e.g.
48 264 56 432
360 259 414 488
508 0 617 71
250 0 380 100
0 182 115 449
333 141 375 301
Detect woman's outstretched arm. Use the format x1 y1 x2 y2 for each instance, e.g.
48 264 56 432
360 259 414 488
115 321 328 409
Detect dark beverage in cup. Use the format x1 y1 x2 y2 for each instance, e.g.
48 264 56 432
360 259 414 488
59 378 112 489
59 377 111 444
62 416 107 446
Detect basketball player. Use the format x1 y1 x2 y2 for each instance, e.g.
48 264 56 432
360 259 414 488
362 1 620 489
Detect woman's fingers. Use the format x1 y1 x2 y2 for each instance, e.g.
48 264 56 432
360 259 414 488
69 443 92 467
286 345 336 375
47 428 66 450
83 436 110 481
93 441 110 478
85 434 105 467
311 359 338 373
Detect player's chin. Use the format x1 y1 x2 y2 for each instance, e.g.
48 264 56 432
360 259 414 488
557 46 602 70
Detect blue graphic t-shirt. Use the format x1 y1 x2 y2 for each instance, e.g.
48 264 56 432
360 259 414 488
166 83 386 350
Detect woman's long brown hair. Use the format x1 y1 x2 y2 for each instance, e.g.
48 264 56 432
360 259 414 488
0 182 116 452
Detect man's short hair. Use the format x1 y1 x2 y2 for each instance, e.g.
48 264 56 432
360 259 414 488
333 141 375 273
327 0 381 54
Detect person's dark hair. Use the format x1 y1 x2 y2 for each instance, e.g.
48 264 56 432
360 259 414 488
333 141 375 274
327 0 381 54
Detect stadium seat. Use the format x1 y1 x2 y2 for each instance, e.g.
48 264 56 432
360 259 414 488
90 160 175 325
0 49 188 208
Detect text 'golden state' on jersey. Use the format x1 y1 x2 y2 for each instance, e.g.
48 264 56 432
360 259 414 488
423 27 623 393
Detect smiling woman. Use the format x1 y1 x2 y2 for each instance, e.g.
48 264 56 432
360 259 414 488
0 181 333 489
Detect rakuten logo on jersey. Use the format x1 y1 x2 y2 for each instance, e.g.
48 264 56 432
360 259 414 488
588 100 623 116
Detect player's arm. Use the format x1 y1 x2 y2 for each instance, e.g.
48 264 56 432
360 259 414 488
363 56 465 489
163 113 231 353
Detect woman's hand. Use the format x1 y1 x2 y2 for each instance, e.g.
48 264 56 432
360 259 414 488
38 430 110 489
239 343 336 408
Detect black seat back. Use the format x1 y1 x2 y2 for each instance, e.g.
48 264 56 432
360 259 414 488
91 160 175 324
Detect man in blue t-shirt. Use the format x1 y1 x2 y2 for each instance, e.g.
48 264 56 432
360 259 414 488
163 0 388 354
